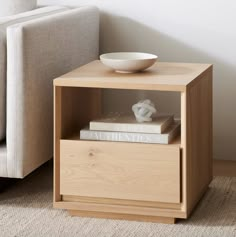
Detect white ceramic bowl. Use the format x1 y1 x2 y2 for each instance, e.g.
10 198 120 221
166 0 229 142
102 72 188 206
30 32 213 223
100 52 158 73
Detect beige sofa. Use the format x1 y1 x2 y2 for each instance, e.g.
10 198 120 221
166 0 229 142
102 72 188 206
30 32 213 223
0 6 99 178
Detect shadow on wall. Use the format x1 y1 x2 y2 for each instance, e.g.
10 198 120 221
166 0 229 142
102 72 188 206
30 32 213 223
100 13 236 161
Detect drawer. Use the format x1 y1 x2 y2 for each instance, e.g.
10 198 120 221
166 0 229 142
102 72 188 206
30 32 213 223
60 140 181 204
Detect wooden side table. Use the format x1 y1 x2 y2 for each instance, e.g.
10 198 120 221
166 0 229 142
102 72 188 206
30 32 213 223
53 61 213 224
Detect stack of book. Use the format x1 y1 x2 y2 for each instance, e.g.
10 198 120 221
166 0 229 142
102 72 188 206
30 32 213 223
80 114 180 144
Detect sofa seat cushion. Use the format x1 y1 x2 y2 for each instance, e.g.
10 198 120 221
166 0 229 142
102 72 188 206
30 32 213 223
0 6 69 141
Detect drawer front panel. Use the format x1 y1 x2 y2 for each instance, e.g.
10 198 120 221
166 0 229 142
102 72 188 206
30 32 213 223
60 140 181 203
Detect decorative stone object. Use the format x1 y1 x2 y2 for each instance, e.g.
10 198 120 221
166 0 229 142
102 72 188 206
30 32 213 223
132 99 157 122
0 0 37 17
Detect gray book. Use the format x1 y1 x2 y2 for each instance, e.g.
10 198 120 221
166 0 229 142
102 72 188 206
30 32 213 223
90 114 174 134
81 121 180 144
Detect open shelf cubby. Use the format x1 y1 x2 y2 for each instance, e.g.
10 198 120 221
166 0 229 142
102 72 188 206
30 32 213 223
60 87 181 147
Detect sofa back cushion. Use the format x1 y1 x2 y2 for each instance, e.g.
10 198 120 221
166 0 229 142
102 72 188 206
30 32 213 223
0 0 37 17
0 6 69 142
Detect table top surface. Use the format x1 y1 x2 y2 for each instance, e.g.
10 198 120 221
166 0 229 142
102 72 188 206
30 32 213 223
54 60 212 92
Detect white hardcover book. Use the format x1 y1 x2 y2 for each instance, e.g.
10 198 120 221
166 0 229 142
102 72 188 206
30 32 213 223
90 114 174 134
81 121 180 144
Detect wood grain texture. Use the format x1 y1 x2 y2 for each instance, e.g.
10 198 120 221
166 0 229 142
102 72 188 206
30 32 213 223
53 61 213 222
54 201 187 218
185 66 213 216
61 87 101 139
68 210 176 224
60 140 181 203
180 91 187 213
54 86 101 203
54 61 212 92
54 86 62 202
62 195 181 210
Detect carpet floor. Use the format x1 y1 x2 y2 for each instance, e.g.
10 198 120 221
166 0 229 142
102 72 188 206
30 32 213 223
0 162 235 237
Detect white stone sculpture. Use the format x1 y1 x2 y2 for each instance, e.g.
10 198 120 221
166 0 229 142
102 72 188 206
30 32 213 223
132 99 157 122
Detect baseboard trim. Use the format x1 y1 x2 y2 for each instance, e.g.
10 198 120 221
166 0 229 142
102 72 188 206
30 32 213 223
213 160 236 177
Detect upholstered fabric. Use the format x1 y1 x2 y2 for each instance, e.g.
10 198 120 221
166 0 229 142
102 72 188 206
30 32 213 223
0 6 69 142
5 6 99 178
0 0 37 17
0 142 7 176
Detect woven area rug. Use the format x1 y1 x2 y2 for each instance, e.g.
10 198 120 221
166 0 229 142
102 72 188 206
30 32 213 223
0 162 235 237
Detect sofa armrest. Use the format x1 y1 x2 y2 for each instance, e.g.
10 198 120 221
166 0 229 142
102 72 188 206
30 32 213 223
6 6 99 178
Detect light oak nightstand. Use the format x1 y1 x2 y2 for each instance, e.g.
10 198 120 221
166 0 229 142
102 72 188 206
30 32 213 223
53 60 213 224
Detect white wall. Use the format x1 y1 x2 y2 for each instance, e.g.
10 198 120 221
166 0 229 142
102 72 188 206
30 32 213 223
39 0 236 160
